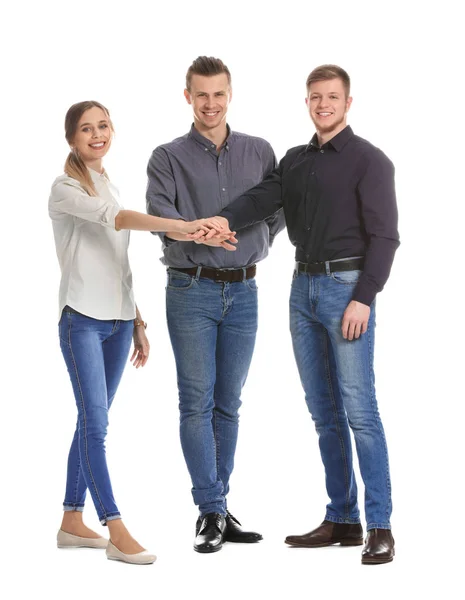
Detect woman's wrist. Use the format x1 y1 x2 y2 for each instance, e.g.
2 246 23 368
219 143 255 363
176 219 189 234
134 318 147 329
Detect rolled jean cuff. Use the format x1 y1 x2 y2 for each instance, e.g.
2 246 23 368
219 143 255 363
100 512 121 526
366 522 391 531
325 514 361 525
63 503 84 512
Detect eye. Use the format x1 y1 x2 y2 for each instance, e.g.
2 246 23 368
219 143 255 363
82 127 91 132
99 123 108 129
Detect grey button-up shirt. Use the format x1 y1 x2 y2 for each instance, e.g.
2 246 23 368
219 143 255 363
146 124 285 268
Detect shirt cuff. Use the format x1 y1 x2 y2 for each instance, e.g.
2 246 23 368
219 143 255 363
218 208 236 230
102 204 121 229
352 283 377 307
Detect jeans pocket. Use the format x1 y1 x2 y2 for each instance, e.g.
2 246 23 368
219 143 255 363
330 269 362 284
166 271 195 290
245 277 258 291
58 315 69 345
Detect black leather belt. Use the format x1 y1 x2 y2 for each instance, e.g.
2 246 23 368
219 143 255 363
171 265 256 282
296 257 364 274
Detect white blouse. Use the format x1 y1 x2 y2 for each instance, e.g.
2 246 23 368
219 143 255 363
49 168 136 321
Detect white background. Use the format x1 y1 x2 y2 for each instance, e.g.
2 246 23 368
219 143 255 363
1 1 463 598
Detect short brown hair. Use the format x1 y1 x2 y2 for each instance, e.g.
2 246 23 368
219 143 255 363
306 64 350 97
186 56 231 91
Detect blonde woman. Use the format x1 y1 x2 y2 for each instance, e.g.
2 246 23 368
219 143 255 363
50 101 222 565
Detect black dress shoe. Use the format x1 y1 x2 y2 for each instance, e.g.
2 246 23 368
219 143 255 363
195 511 263 543
224 511 263 543
285 519 363 547
361 528 395 564
194 513 226 553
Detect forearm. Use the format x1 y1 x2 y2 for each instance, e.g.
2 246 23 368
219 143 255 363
115 210 186 233
353 237 400 305
135 304 142 321
164 231 191 242
355 152 399 305
220 170 283 230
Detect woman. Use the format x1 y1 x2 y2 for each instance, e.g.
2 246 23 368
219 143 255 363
49 100 222 565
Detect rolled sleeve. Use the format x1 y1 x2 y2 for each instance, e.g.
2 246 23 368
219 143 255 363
49 181 119 229
146 146 185 244
146 147 185 220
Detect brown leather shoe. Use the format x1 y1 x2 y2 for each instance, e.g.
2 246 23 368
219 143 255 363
361 528 395 564
285 520 363 548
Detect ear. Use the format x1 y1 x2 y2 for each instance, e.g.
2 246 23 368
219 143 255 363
346 96 353 113
184 89 192 105
305 97 309 107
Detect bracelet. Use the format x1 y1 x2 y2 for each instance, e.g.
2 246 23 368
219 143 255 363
134 319 147 329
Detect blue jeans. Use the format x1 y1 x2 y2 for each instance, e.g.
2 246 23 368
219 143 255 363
59 309 134 524
290 269 392 530
166 269 258 517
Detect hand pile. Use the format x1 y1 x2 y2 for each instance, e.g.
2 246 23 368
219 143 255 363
185 216 237 251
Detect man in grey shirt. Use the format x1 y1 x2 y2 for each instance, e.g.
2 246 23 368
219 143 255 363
146 56 284 553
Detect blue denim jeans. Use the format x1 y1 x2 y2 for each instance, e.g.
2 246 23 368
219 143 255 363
59 308 133 524
166 268 258 517
290 269 392 530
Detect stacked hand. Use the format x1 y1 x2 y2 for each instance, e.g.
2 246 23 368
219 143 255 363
181 217 228 239
185 216 238 251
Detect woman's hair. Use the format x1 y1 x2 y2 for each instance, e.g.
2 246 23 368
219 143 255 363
64 100 113 196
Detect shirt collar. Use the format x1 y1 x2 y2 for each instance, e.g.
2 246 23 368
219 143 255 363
306 125 354 152
188 123 232 152
88 167 109 182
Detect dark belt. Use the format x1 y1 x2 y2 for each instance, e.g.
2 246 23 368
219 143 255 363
171 265 256 282
296 257 364 274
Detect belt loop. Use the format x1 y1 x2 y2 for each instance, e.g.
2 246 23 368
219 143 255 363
324 260 331 276
242 267 247 281
195 266 202 281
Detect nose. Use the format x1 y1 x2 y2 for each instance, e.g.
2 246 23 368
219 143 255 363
204 96 215 108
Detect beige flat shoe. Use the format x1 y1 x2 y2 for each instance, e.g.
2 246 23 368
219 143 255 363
57 529 108 549
106 540 156 565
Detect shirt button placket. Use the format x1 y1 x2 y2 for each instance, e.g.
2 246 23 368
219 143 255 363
218 150 228 208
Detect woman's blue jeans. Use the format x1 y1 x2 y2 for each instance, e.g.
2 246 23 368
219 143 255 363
59 308 133 525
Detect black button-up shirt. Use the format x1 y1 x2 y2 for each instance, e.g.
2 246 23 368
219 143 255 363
220 126 400 305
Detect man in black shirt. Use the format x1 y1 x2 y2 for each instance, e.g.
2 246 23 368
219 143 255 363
199 65 399 564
